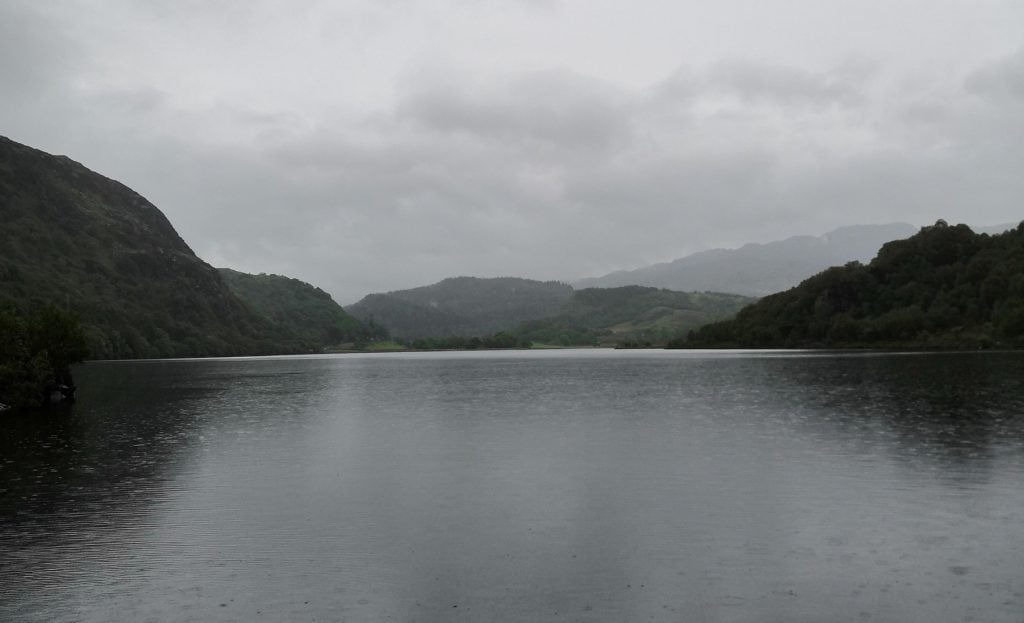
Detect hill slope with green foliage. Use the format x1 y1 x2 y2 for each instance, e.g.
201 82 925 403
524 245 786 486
219 269 383 346
680 221 1024 349
0 136 361 358
514 286 753 346
346 277 574 339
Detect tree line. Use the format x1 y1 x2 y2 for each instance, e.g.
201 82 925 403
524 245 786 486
673 221 1024 349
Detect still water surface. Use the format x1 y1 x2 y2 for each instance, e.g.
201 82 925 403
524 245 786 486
2 350 1024 622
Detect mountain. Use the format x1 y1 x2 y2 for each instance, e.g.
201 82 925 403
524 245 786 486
680 221 1024 349
0 136 363 358
575 223 918 296
976 222 1018 236
512 286 753 346
346 277 574 339
349 275 751 346
218 269 383 347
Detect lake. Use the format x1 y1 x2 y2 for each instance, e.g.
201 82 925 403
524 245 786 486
2 349 1023 622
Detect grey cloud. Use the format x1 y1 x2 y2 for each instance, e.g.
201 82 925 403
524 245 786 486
89 87 171 118
74 54 1024 301
965 50 1024 101
3 1 1022 303
650 60 868 109
649 66 700 105
397 70 633 152
0 2 83 93
705 60 864 107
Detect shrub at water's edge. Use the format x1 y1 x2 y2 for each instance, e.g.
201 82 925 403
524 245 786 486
673 221 1024 349
0 306 89 411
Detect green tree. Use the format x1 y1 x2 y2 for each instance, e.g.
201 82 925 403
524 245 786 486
29 306 90 380
0 306 89 410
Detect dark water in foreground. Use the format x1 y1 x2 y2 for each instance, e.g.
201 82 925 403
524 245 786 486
2 350 1024 622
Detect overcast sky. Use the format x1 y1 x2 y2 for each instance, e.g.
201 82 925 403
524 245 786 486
3 1 1022 303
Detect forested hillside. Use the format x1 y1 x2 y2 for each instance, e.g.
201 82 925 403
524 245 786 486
514 286 752 346
346 277 574 339
680 221 1024 349
0 136 368 358
219 269 385 347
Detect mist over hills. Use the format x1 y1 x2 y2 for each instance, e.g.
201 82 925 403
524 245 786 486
342 224 958 344
0 136 368 358
8 134 1011 357
575 223 919 296
0 134 750 356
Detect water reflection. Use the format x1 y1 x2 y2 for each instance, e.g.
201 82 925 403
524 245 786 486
1 351 1023 622
0 357 339 621
761 352 1024 476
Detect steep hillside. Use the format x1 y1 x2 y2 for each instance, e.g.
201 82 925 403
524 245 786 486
219 269 383 347
0 136 313 358
514 286 753 346
680 221 1024 349
576 223 917 296
346 277 573 339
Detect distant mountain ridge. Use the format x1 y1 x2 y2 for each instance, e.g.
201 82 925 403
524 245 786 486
346 277 574 339
347 276 753 345
575 223 918 296
975 222 1018 236
0 135 371 358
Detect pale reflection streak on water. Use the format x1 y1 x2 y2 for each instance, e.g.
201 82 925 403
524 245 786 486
1 350 1024 622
